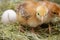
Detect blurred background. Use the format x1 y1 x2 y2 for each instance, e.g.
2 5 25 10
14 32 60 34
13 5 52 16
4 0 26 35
0 0 60 40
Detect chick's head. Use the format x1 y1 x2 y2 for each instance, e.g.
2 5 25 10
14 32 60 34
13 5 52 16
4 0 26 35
36 5 48 22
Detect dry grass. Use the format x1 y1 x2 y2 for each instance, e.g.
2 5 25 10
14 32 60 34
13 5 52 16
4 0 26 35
0 21 60 40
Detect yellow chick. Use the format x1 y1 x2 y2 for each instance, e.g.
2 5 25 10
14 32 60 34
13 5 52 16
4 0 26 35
16 1 52 32
36 5 50 23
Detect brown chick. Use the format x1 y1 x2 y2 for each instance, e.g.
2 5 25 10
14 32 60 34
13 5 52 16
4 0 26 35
16 1 41 32
16 1 50 32
16 1 60 32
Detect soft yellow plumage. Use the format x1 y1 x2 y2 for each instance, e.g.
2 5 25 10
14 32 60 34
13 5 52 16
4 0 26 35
36 5 48 17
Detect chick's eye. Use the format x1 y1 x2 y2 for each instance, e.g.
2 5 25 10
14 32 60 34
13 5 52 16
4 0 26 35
53 12 56 14
52 12 58 15
38 13 40 15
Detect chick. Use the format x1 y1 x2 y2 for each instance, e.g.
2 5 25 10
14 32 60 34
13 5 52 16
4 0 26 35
16 1 53 32
16 1 41 32
1 10 17 24
36 5 50 23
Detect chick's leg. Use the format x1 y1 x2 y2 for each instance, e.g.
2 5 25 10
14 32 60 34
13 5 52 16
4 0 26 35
30 27 37 34
31 27 35 32
19 25 25 33
48 24 51 34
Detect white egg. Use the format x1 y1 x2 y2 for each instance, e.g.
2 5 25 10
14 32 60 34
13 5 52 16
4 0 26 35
1 9 17 24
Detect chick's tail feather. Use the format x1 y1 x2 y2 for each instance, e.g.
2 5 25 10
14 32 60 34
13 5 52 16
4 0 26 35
1 10 17 24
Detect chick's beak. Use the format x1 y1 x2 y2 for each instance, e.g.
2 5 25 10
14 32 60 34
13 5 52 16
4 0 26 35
41 16 44 22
